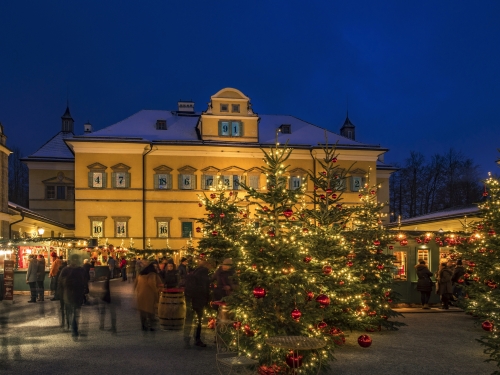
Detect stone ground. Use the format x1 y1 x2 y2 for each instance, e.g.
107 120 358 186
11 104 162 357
0 280 497 375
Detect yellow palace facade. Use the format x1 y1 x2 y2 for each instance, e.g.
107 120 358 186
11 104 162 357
23 87 395 251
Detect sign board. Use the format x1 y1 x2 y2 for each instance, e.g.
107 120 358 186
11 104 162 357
3 260 14 301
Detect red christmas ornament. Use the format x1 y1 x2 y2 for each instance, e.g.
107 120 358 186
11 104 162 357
388 245 394 250
207 317 216 329
262 206 269 212
220 213 225 218
233 321 241 330
291 308 302 321
373 240 381 246
317 321 328 330
252 264 257 270
331 193 337 199
306 291 314 301
468 261 476 267
477 224 484 230
210 193 216 199
302 228 309 233
358 334 372 348
325 188 333 194
283 208 293 218
322 265 332 275
211 230 218 236
339 280 344 285
244 329 255 337
320 194 326 200
370 190 376 195
196 227 201 233
314 185 319 190
329 327 346 345
488 229 496 236
457 278 464 284
199 252 206 259
303 256 312 263
198 203 203 207
315 294 330 307
285 352 303 368
488 281 497 289
229 191 233 196
331 157 337 163
267 231 275 237
482 321 494 331
258 365 282 375
346 261 353 267
463 273 470 279
368 311 377 317
253 287 266 299
376 264 385 270
336 204 342 210
400 239 408 246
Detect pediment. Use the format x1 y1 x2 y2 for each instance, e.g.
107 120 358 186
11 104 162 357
153 165 173 173
42 173 74 184
211 87 248 100
178 165 197 173
87 162 107 170
246 167 263 174
289 168 308 176
111 163 131 171
201 166 220 173
350 168 367 176
221 165 246 174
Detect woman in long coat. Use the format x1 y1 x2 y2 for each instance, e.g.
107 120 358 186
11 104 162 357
135 261 163 331
437 262 453 309
415 260 433 309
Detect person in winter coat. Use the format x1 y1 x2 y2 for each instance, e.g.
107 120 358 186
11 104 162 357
183 260 213 348
36 255 46 301
178 257 189 287
119 257 127 281
59 254 86 339
26 255 38 303
452 259 466 298
163 261 179 289
212 258 238 302
49 254 61 296
135 261 163 331
82 259 91 304
415 260 433 309
437 262 453 309
99 270 117 334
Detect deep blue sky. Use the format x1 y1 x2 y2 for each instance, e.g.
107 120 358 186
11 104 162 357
1 1 499 174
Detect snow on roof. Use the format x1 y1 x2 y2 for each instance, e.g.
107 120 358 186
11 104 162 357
24 131 74 160
386 206 480 227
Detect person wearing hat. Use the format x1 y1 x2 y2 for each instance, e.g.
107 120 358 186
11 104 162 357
212 258 238 303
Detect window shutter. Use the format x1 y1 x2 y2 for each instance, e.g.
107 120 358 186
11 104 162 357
166 174 172 189
111 172 116 188
178 174 182 190
88 172 93 188
361 177 367 190
192 174 197 190
125 172 131 188
249 175 259 189
102 173 107 188
239 121 244 137
154 174 159 189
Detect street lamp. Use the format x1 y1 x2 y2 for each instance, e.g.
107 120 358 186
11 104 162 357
37 227 45 237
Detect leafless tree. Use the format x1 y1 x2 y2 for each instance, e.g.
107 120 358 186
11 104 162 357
8 146 28 207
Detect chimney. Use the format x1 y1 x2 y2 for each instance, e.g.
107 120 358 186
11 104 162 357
177 100 195 113
84 121 93 134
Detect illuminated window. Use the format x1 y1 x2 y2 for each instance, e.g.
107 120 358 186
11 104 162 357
393 251 407 280
219 120 243 137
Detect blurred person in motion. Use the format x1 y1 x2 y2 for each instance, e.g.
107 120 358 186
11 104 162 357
82 259 92 305
26 255 38 303
184 260 212 348
99 269 117 334
49 252 61 298
135 261 163 331
119 257 127 282
212 258 238 303
36 255 46 301
59 254 86 339
178 257 189 287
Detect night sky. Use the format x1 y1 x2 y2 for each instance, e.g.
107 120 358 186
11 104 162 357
1 1 499 174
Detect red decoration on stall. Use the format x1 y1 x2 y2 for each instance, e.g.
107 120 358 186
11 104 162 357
358 334 372 348
253 287 266 299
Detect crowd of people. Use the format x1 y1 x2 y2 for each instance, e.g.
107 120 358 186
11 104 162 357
416 259 467 309
24 253 238 347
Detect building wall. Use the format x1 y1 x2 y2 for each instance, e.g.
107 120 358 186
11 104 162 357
69 141 385 250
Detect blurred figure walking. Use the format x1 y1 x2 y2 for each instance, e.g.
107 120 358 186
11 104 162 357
99 270 117 334
26 255 38 303
36 255 46 301
120 257 127 282
59 254 86 339
135 261 163 331
49 253 61 297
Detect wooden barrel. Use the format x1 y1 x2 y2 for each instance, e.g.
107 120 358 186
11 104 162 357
158 289 186 331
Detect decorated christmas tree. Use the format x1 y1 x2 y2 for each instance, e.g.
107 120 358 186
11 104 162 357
196 180 245 265
455 173 500 371
344 170 404 331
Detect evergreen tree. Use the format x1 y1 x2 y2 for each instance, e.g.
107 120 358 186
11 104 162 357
196 180 244 265
344 169 404 331
455 173 500 373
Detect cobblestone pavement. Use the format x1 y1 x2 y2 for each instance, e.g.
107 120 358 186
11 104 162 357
0 280 497 375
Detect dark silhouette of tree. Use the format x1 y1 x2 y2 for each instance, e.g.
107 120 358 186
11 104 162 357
8 146 28 207
390 148 481 221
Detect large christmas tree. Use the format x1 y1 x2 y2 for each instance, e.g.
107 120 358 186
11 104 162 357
455 173 500 373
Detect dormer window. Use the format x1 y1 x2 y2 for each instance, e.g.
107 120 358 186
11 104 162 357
156 120 167 130
231 104 240 113
280 124 291 134
220 104 229 112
